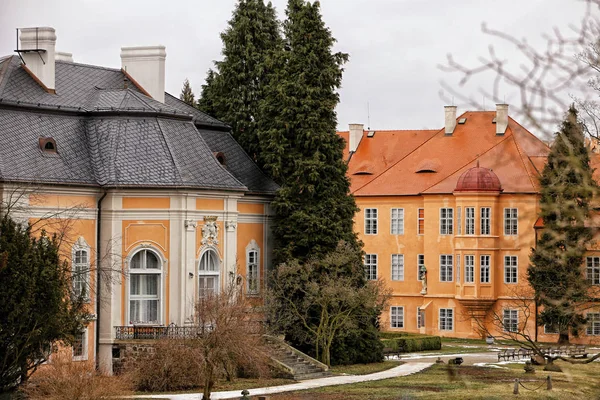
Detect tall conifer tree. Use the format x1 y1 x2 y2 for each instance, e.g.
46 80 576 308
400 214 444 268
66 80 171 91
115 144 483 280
180 78 196 106
529 105 598 343
261 0 383 365
197 0 281 165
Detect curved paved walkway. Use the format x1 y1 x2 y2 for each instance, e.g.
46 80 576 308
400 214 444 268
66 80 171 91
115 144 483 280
139 362 433 400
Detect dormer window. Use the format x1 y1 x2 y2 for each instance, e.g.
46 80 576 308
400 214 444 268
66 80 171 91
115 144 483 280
213 152 226 166
39 137 57 153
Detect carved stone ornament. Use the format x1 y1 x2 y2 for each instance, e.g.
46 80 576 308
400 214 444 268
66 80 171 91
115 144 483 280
201 216 219 246
184 219 197 232
226 221 237 232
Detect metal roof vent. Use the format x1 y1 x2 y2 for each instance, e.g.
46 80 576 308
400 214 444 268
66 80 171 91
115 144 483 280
367 131 375 138
458 118 467 124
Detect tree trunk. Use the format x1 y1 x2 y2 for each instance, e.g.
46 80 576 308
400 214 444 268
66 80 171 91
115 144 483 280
203 372 214 400
558 331 570 344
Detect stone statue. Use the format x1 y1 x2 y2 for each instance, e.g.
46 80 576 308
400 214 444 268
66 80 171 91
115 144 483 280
201 216 219 246
420 265 427 294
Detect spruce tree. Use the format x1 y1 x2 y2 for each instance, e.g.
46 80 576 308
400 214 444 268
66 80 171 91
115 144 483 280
261 0 382 365
197 0 281 165
529 105 597 344
179 78 196 106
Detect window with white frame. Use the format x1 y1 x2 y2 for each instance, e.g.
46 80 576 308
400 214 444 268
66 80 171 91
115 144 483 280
390 306 404 328
587 313 600 335
391 208 404 235
246 241 260 294
456 207 462 235
480 255 490 283
456 254 460 282
465 207 475 235
503 309 518 332
480 207 491 235
417 254 425 281
504 256 518 283
72 242 90 300
417 308 425 328
199 249 220 298
587 257 600 285
464 255 474 283
129 249 162 325
440 208 453 235
440 255 453 282
365 254 377 280
365 208 378 234
439 308 453 331
72 328 87 361
391 254 404 281
504 208 518 235
417 208 424 235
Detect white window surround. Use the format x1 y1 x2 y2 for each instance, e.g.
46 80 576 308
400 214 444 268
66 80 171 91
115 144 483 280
504 208 518 236
390 208 404 235
127 247 165 326
390 306 404 328
587 313 600 335
480 207 491 235
365 208 378 235
72 237 91 301
199 248 221 298
504 256 518 284
391 254 404 281
417 308 425 328
440 208 454 235
465 255 474 283
439 308 454 331
503 309 518 332
417 254 425 281
365 254 377 280
465 207 475 235
72 327 88 361
544 324 559 335
480 255 491 284
417 208 424 235
440 255 453 282
587 257 600 285
246 240 260 295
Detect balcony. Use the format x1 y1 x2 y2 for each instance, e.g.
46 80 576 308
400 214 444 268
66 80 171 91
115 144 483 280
114 325 204 340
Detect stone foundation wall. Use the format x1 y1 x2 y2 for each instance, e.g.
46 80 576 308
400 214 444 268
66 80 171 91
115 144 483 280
112 340 156 374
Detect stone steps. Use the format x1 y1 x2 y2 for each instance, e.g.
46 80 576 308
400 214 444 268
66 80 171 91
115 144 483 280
267 341 331 380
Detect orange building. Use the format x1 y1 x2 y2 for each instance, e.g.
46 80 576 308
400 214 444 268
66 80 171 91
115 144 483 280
0 27 276 373
340 104 600 343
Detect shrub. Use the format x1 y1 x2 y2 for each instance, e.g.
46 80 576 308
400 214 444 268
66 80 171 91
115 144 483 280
129 339 203 392
379 332 415 339
21 353 131 400
380 335 441 353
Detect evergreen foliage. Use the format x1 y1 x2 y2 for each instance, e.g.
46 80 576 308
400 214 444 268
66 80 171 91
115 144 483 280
197 0 281 165
262 1 384 365
0 216 87 393
529 105 598 344
259 0 356 263
179 78 196 106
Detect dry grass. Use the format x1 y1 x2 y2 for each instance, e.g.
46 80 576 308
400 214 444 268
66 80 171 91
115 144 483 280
21 353 131 400
268 360 600 399
330 361 398 375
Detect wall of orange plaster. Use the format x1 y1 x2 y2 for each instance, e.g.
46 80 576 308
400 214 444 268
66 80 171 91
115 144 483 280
122 197 170 209
29 193 96 208
196 198 224 211
237 222 264 297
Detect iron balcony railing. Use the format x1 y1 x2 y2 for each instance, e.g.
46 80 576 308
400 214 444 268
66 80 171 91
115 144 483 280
114 325 206 340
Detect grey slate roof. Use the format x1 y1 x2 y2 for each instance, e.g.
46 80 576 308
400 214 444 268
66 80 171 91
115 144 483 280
0 55 276 193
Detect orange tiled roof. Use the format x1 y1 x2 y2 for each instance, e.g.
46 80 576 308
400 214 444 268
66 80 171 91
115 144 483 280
338 111 551 196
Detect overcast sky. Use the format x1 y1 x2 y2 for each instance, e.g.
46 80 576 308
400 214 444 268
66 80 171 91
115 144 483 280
0 0 593 133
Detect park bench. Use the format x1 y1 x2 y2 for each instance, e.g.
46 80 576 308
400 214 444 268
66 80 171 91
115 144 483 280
383 346 401 360
518 348 533 359
568 345 588 358
498 348 517 361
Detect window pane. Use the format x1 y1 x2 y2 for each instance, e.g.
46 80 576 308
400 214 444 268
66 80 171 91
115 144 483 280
131 252 142 269
146 251 159 269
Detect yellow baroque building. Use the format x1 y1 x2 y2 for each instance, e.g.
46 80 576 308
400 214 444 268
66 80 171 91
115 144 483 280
0 27 277 372
340 105 600 344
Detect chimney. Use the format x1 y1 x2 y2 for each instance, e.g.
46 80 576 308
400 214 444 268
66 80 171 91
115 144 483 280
55 51 73 62
496 104 508 135
120 46 166 103
19 27 57 92
444 106 457 135
348 123 364 153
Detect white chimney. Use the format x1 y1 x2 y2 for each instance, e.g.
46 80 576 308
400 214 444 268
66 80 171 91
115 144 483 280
120 46 166 103
496 104 508 135
19 27 57 92
348 123 364 153
444 106 457 135
56 51 73 62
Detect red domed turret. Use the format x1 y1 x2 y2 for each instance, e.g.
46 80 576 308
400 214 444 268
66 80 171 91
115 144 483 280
454 162 502 192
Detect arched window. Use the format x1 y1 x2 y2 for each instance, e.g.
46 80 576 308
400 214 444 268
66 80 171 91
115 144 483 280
72 237 90 301
129 249 162 325
246 240 260 295
198 250 219 297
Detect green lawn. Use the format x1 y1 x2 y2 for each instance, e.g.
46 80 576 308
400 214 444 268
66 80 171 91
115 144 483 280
268 361 600 399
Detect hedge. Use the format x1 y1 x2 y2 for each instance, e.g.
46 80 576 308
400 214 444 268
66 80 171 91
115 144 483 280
380 335 441 353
